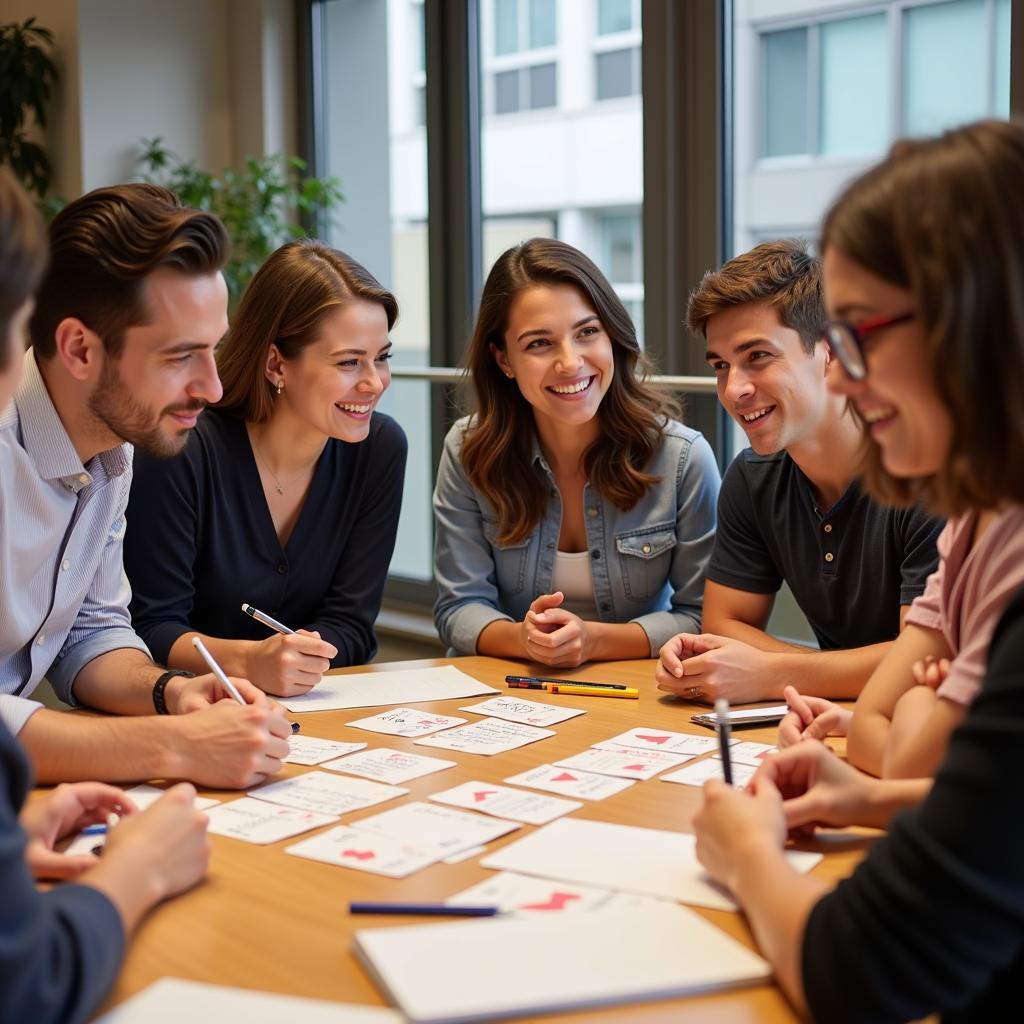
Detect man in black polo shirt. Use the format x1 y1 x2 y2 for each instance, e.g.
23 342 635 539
656 240 941 706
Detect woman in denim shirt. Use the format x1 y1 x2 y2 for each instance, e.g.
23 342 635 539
434 239 720 667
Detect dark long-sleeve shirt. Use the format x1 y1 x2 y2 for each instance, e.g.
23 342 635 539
124 407 407 667
1 723 124 1023
803 585 1024 1022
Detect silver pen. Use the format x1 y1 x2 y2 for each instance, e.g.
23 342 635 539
241 602 296 636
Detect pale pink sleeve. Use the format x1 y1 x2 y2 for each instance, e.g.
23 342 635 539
903 521 952 633
937 530 1024 707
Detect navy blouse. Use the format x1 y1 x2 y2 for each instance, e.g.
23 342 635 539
124 407 406 667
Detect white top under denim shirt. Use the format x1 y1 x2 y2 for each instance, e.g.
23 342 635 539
433 416 721 656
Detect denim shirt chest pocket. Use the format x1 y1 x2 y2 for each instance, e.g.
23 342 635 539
483 516 531 595
615 522 677 602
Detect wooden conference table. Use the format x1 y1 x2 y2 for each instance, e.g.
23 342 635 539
94 656 869 1022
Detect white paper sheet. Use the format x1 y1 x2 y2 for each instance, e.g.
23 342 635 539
281 665 498 712
414 718 555 755
93 978 404 1023
349 801 519 856
248 771 406 816
322 748 456 785
458 695 585 727
205 797 337 844
481 817 821 912
429 781 582 824
284 736 368 765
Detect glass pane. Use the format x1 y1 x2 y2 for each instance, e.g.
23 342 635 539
529 0 556 49
904 0 987 136
480 3 643 355
995 0 1012 119
495 0 519 55
596 47 635 100
762 28 808 157
820 14 888 157
495 69 521 114
414 1 425 73
320 0 432 581
528 62 558 109
599 0 634 35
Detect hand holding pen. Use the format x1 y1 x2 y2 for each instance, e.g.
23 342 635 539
239 603 337 698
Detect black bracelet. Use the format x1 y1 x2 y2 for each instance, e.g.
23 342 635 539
152 669 196 715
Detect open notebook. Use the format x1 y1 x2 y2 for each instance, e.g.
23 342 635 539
354 899 770 1023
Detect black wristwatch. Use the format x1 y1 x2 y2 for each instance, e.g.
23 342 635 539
152 669 196 715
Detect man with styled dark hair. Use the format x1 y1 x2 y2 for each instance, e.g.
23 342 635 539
656 240 942 721
1 183 291 786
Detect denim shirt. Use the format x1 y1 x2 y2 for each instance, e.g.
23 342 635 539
433 416 721 656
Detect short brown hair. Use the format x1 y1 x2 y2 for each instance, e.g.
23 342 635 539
217 238 398 423
686 239 824 353
821 119 1024 518
30 183 229 360
0 168 48 370
461 237 678 545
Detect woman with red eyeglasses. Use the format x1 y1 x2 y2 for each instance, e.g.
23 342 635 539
692 119 1024 1022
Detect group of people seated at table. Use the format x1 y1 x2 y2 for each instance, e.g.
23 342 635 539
2 117 1023 1022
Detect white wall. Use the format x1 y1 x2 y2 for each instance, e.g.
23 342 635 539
1 0 298 199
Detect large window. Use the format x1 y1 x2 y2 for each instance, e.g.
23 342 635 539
487 0 559 114
735 0 1014 252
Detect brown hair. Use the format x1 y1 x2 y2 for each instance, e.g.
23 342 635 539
30 183 229 359
0 168 48 369
686 238 825 353
217 238 398 423
821 119 1024 518
461 237 677 545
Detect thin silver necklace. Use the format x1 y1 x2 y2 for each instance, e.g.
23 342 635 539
250 439 318 495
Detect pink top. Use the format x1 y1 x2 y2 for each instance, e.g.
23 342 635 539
905 504 1024 706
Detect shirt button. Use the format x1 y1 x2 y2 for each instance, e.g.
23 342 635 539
600 602 611 612
824 552 834 563
587 507 598 517
546 542 555 550
591 549 601 560
277 564 287 575
823 523 833 533
61 559 70 571
78 473 89 485
641 543 652 554
36 634 46 645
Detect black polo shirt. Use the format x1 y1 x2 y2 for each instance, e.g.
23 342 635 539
706 449 943 650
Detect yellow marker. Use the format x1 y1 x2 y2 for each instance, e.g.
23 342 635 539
546 683 639 699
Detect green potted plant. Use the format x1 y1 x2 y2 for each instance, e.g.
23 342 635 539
0 17 58 199
139 136 345 302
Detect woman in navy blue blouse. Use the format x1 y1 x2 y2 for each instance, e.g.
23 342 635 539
125 240 407 696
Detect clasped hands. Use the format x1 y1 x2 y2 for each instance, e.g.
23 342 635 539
656 631 777 704
519 592 595 668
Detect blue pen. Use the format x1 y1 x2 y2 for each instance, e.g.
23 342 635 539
349 902 500 917
82 823 107 836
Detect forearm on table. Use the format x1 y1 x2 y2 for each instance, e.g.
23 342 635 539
18 709 185 784
70 649 166 716
861 776 933 828
589 621 651 660
729 843 831 1017
168 632 253 677
476 619 526 658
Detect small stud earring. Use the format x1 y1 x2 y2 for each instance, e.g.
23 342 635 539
275 381 284 395
504 371 514 379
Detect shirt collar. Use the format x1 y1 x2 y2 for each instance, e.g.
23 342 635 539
13 349 130 490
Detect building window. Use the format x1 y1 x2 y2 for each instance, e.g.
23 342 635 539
599 212 644 345
594 0 641 102
490 0 558 114
759 1 1009 161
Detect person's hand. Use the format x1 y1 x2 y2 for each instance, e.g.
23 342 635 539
19 783 138 880
754 740 882 833
693 776 787 891
243 629 337 697
92 783 211 903
655 632 773 704
911 654 951 690
171 694 291 789
778 685 852 748
168 672 271 715
520 592 595 668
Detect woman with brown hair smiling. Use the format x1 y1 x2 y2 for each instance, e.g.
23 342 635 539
124 239 406 695
433 238 720 667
